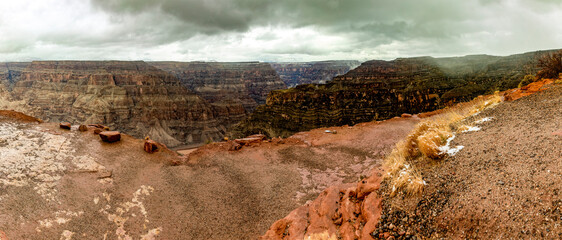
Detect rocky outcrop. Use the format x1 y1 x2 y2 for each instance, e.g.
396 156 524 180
261 174 382 240
271 60 360 87
0 61 224 147
233 50 555 138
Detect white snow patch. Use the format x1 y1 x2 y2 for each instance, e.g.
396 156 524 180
438 135 465 156
475 117 494 124
461 126 481 133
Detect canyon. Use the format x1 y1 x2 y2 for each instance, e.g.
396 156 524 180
0 61 224 147
233 50 555 138
0 61 289 148
150 61 286 113
270 60 360 87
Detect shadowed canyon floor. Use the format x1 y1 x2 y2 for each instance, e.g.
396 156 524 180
0 110 418 239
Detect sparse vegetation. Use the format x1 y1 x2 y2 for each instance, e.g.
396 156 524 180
384 93 503 196
518 74 536 88
537 50 562 80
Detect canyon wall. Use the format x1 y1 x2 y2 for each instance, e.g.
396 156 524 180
150 61 286 113
270 60 360 87
233 50 553 138
0 62 30 90
0 61 225 147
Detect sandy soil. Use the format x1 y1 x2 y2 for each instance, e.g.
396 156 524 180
375 84 561 239
0 111 418 239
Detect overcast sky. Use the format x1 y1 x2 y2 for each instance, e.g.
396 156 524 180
0 0 561 62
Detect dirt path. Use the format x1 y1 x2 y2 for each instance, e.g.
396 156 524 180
376 84 561 239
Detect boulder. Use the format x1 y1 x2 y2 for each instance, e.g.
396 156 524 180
78 125 88 132
99 131 121 143
60 122 71 130
144 140 159 153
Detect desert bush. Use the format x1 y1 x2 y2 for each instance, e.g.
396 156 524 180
417 129 451 159
537 50 562 80
518 74 536 88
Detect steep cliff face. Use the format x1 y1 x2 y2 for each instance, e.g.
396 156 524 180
271 60 360 87
0 61 224 147
0 62 30 90
233 50 552 138
149 61 286 113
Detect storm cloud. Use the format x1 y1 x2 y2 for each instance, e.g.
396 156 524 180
0 0 560 61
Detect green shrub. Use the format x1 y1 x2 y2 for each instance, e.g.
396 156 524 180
518 74 536 88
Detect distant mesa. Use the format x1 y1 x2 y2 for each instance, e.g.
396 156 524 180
270 60 361 87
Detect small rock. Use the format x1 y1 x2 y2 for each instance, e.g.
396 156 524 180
229 142 242 151
144 140 159 153
99 131 121 143
401 113 413 118
78 125 88 132
60 122 71 130
93 129 102 135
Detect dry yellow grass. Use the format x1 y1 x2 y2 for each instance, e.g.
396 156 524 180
417 128 451 159
384 93 502 196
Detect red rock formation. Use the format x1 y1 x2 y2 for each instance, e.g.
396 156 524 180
59 122 71 129
144 139 159 153
78 124 88 131
261 173 382 240
99 131 121 142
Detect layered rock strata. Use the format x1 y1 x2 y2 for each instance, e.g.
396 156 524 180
150 61 286 113
234 50 554 138
0 62 30 91
0 61 223 147
271 60 360 87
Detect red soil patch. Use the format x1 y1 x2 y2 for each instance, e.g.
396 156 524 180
0 110 42 123
503 78 555 101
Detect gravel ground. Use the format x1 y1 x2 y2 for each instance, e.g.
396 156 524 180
374 84 561 239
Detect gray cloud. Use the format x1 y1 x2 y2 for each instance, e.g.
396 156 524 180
0 0 560 61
